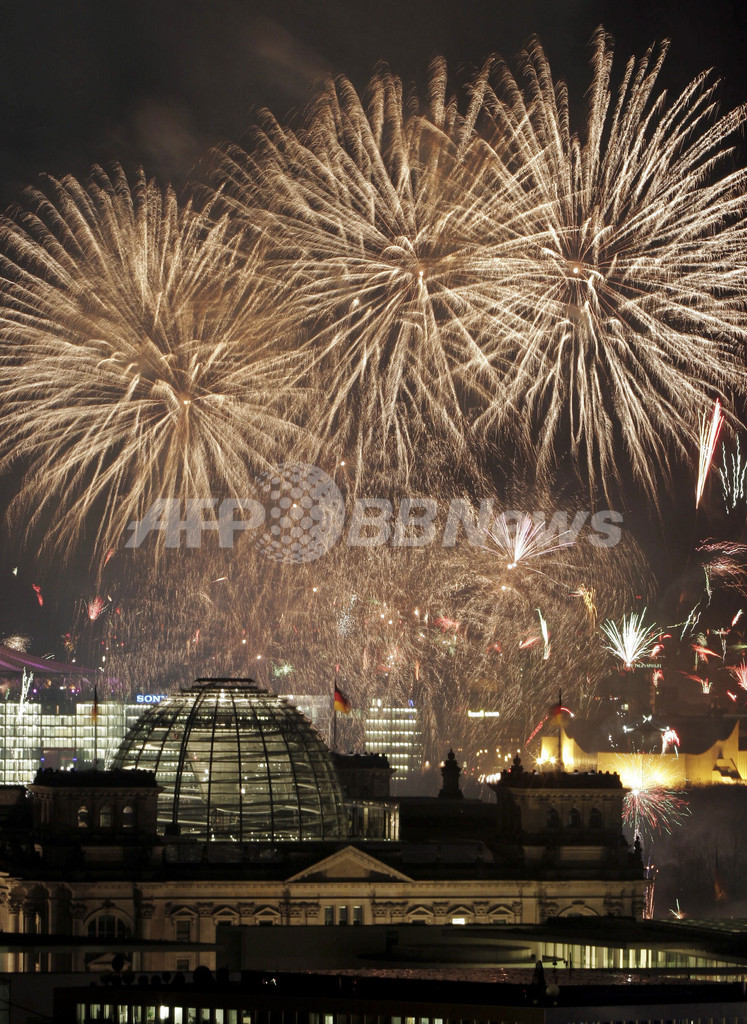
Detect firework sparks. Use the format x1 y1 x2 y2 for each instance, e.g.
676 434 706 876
696 399 725 508
720 436 747 513
660 728 680 754
0 166 305 557
473 31 747 501
572 584 598 632
698 542 747 596
600 610 659 669
214 63 504 484
728 662 747 690
87 596 107 622
618 753 691 839
80 486 651 755
537 608 551 661
487 513 574 571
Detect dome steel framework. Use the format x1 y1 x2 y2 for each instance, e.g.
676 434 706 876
111 679 349 842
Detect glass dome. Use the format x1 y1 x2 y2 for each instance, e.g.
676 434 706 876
111 679 349 843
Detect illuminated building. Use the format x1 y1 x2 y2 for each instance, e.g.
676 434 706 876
278 693 332 742
0 699 147 784
539 719 747 786
364 699 422 780
112 679 349 842
0 680 648 983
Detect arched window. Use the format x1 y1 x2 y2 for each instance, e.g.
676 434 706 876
546 807 560 830
85 913 132 970
77 805 89 828
122 805 134 829
99 805 112 829
87 913 130 940
568 807 581 828
589 807 603 829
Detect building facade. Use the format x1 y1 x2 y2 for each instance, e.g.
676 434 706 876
364 700 423 780
0 682 649 978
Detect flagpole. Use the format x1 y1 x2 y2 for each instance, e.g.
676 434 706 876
557 688 562 768
333 707 337 752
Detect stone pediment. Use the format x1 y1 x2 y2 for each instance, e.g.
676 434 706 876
286 845 412 883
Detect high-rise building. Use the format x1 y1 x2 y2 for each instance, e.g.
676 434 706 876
364 699 422 780
0 697 156 784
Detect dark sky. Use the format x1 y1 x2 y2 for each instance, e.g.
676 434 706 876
1 0 745 207
0 0 745 644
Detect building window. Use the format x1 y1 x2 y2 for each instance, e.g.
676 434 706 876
87 913 129 940
99 805 112 829
338 906 348 926
568 807 581 828
353 906 363 925
175 919 191 943
589 807 603 829
122 805 134 829
546 807 560 830
324 906 334 926
175 958 190 973
77 805 89 828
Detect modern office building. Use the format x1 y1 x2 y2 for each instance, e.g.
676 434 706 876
364 699 422 780
0 687 339 789
0 698 148 784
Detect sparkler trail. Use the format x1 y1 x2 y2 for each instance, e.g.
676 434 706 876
0 166 306 557
696 400 724 508
698 542 747 597
720 436 747 513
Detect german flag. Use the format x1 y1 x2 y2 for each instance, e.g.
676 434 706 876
334 687 351 714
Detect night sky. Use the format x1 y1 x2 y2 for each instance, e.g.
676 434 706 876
1 0 745 207
0 0 745 638
1 3 746 919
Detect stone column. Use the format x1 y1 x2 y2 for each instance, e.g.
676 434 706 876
196 903 214 968
137 901 156 972
69 902 87 973
23 901 40 974
7 898 22 973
